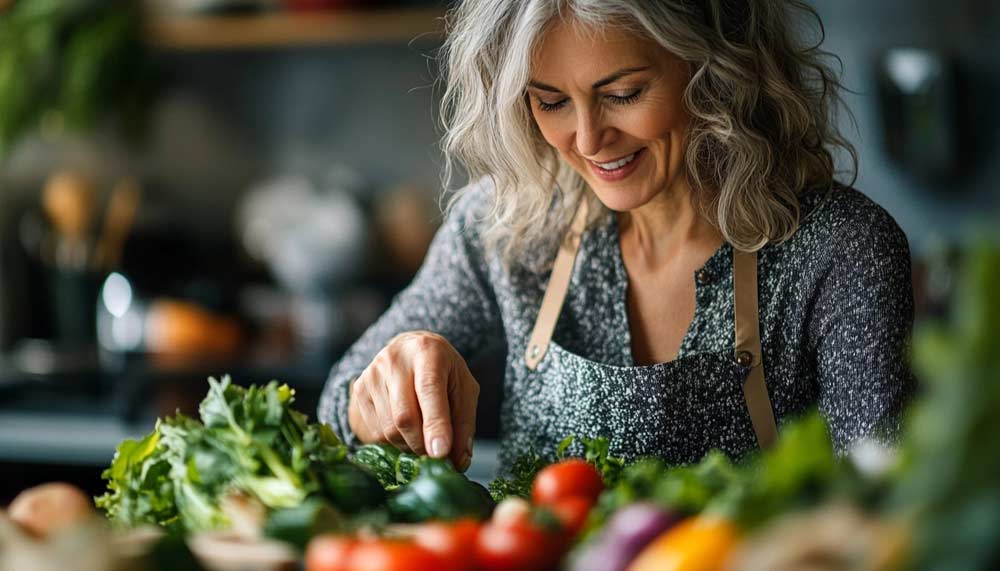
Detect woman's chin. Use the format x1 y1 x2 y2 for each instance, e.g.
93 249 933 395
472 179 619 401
589 184 659 213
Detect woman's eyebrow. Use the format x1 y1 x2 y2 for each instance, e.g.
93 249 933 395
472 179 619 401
591 66 650 88
528 66 651 92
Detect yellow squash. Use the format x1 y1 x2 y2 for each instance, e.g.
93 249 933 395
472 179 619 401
627 515 739 571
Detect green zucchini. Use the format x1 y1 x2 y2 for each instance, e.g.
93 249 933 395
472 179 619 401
395 452 421 486
352 443 402 489
387 458 494 523
320 461 386 514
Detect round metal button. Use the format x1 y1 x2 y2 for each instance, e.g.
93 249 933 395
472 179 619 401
736 350 753 367
696 269 713 285
530 344 541 358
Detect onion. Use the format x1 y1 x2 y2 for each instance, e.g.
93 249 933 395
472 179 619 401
570 502 680 571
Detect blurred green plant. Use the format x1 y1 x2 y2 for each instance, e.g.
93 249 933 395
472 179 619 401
891 237 1000 571
0 0 156 157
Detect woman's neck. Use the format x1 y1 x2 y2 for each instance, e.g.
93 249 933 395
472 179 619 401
618 183 720 269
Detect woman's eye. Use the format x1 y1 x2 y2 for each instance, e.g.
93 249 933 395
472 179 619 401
536 98 568 112
607 89 642 105
532 88 641 113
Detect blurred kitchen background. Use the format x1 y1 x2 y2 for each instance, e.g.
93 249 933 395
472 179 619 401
0 0 997 502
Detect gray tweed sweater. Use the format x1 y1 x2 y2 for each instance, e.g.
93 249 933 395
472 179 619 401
318 180 915 463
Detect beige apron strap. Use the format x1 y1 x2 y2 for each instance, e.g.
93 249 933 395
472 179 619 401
733 249 778 449
525 199 589 370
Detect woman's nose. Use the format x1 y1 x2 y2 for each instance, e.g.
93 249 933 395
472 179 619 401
574 107 613 158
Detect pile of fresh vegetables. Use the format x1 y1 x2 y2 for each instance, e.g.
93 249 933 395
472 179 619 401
297 410 866 571
94 374 608 570
305 440 615 571
83 237 1000 570
90 376 902 570
96 376 493 548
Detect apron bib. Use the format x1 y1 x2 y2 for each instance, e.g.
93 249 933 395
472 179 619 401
501 199 778 464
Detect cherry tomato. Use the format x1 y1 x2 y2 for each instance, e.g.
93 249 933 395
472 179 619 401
305 534 355 571
475 517 564 571
410 519 480 571
306 535 446 571
532 459 604 507
551 496 593 537
348 538 446 571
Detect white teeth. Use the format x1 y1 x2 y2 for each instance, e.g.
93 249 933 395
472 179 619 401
595 152 637 170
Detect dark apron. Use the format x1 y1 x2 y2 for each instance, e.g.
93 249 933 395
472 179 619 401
501 200 778 464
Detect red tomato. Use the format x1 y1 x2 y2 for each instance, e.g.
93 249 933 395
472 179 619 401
410 519 480 571
305 534 355 571
475 518 564 571
306 535 445 571
348 538 446 571
532 459 604 506
551 496 593 537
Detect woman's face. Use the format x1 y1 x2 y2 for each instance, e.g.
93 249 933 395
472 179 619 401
528 20 692 212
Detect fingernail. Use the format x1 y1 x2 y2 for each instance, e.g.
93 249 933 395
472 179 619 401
431 437 446 458
467 435 474 453
459 452 472 471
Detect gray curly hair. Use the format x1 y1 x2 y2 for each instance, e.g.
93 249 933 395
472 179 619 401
439 0 857 261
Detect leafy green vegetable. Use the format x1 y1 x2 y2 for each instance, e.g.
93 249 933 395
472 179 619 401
95 421 179 531
97 376 352 533
579 451 740 540
577 411 852 541
487 452 547 502
98 385 502 536
651 450 745 517
487 435 625 503
728 413 857 528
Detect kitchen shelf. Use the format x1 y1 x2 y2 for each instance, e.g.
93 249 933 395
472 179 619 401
144 7 445 51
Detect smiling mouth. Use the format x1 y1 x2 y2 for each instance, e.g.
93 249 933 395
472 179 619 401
588 149 643 171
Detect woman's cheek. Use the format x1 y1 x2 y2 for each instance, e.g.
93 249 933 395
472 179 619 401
624 100 686 140
536 117 577 157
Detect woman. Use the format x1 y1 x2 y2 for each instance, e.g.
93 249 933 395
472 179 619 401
318 0 914 470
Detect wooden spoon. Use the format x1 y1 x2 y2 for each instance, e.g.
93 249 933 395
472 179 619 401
42 171 94 270
92 176 142 271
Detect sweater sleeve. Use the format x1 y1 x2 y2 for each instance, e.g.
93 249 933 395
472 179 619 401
807 206 917 453
317 181 501 446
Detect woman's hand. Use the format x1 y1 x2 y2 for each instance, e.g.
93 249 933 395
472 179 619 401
348 331 480 470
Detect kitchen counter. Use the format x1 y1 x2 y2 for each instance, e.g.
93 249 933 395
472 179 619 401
0 407 500 483
0 409 145 466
